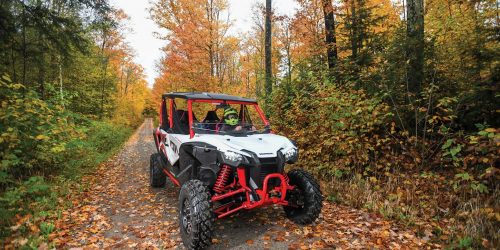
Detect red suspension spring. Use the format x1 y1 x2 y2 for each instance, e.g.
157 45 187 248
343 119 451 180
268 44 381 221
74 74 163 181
213 165 232 193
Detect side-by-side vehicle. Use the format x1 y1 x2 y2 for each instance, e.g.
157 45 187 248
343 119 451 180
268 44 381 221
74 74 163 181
150 92 323 249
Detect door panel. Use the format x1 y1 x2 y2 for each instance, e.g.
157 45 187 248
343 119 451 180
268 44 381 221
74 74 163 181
165 133 181 165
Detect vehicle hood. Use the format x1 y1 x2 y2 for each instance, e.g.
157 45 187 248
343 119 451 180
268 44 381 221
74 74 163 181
192 133 295 158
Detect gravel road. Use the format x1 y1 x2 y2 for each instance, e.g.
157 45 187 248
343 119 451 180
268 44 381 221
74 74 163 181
54 119 437 249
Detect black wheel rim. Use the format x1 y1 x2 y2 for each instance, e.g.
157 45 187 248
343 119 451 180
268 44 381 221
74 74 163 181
288 188 306 208
181 198 192 234
295 189 305 208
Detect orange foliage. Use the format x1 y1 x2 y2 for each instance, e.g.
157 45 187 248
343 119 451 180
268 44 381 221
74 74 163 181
151 0 239 95
99 9 152 126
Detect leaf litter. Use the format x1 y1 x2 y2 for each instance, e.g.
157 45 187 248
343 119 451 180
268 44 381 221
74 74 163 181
42 121 440 249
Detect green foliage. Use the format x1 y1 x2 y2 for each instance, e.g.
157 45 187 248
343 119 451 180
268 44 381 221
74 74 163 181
39 222 55 237
62 51 118 117
61 120 132 178
0 76 132 239
0 0 112 92
0 0 148 245
442 139 463 165
271 63 499 247
0 75 76 187
0 176 50 232
0 118 131 238
455 237 473 249
271 74 394 177
143 99 159 118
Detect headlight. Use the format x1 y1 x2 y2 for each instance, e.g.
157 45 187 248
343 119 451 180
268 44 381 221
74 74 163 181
282 147 298 163
220 150 250 167
222 150 243 162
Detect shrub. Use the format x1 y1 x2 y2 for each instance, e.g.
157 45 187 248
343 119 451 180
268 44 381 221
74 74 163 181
271 80 394 177
0 75 133 241
271 78 499 246
0 75 76 189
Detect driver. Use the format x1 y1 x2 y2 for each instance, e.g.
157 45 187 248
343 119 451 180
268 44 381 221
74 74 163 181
219 107 243 132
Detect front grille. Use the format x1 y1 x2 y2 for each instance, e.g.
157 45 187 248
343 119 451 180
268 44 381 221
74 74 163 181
260 157 277 165
242 150 286 191
260 165 278 186
258 157 280 188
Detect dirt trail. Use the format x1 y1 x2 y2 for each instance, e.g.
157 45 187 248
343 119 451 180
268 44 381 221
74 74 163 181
54 119 439 249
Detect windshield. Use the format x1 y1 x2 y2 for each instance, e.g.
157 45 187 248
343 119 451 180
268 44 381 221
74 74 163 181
191 101 270 135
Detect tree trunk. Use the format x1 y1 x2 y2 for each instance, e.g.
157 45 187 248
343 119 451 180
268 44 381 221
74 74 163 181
10 40 17 83
406 0 424 96
99 31 108 118
119 64 124 95
124 70 130 94
59 56 63 107
350 0 358 61
207 0 215 78
287 46 291 85
282 18 292 85
100 58 108 117
22 4 26 85
246 68 250 96
264 0 272 98
37 31 45 99
322 0 338 72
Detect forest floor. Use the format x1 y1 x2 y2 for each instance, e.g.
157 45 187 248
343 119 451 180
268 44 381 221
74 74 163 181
51 119 441 249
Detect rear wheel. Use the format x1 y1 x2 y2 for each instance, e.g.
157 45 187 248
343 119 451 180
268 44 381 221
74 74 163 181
284 169 323 224
179 180 214 249
149 153 166 187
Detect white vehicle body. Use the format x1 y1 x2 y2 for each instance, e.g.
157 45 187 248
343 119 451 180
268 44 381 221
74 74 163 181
159 129 297 167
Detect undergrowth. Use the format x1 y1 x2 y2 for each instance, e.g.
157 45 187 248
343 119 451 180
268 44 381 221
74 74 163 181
273 81 499 248
0 77 140 247
0 120 133 245
317 172 499 249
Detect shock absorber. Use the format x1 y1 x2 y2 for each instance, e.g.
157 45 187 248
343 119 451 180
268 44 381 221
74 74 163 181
213 165 232 194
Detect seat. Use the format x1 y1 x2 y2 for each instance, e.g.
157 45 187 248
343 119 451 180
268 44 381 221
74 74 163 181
202 111 220 131
172 110 189 134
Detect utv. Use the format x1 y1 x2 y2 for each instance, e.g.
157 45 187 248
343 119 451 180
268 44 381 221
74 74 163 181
151 92 322 249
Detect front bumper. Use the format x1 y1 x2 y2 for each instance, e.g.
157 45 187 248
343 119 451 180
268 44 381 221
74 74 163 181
211 166 293 219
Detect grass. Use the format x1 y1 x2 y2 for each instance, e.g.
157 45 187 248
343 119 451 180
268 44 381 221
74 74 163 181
0 120 134 246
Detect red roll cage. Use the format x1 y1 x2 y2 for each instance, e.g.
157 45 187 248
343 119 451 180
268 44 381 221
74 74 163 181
159 96 270 138
156 93 293 220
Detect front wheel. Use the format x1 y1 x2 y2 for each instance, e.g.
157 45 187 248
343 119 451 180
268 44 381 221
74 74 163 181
284 169 323 225
179 180 214 249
